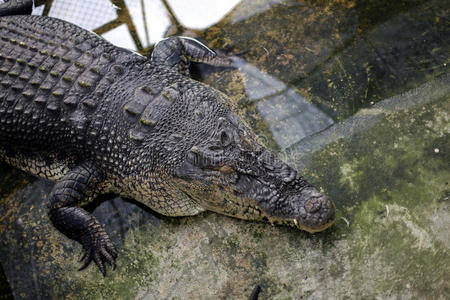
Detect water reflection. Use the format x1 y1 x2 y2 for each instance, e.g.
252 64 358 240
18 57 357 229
229 0 292 23
286 72 450 169
201 0 449 124
233 57 334 149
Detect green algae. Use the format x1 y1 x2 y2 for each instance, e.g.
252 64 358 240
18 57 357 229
298 92 450 298
348 196 450 298
202 0 449 123
0 0 449 298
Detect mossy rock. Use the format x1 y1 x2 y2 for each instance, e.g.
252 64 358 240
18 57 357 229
0 0 449 298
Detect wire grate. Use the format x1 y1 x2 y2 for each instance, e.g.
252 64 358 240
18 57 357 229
42 0 118 31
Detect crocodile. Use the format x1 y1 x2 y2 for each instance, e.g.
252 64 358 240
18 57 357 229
0 2 335 275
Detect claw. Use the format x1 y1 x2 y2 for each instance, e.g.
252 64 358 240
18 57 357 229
106 242 118 258
249 285 261 300
78 241 117 275
93 252 106 277
75 226 117 275
78 249 92 271
101 248 114 267
79 249 87 262
111 248 118 259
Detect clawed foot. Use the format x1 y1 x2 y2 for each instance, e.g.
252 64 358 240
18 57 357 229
79 228 117 276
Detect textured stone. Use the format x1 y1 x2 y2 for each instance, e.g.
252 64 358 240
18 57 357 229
0 0 449 299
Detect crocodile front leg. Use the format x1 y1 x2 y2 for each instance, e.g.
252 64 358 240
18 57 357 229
151 36 231 75
48 161 117 276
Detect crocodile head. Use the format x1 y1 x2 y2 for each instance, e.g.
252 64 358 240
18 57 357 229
173 92 335 233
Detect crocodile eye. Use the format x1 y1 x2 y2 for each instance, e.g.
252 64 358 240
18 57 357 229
219 165 235 174
220 130 232 147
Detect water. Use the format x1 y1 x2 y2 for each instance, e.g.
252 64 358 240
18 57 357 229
0 0 449 298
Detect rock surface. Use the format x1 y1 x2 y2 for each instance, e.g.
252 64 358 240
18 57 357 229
0 0 449 299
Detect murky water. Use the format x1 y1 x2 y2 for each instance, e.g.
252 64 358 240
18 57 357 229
0 0 449 298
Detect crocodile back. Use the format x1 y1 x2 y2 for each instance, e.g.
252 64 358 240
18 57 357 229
0 15 143 153
0 15 223 181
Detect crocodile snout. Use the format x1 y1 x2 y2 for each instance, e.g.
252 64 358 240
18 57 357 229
294 191 335 233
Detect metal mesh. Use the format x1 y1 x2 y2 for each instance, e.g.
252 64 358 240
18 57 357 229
31 0 148 53
3 0 235 56
41 0 117 30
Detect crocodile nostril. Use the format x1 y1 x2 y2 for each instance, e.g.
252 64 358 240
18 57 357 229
305 198 322 213
282 169 297 183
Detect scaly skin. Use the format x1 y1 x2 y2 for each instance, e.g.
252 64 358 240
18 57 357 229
0 0 33 16
0 13 335 275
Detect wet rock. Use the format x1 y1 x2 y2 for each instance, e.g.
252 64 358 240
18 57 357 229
0 0 449 299
201 0 449 122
